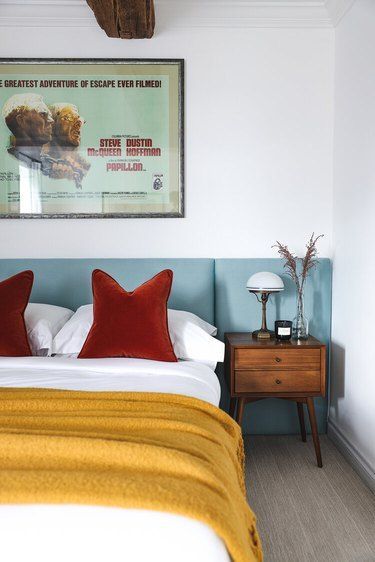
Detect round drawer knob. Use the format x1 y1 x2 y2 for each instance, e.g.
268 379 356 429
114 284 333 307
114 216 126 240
275 357 282 363
275 379 282 385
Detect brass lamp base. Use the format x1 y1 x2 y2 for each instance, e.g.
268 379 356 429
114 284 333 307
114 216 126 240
252 329 275 340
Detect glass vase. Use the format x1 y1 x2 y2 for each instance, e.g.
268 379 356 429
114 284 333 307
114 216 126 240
293 289 309 340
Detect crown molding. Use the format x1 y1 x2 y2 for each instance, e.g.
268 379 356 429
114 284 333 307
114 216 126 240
324 0 356 25
0 0 356 29
156 1 332 29
0 1 96 28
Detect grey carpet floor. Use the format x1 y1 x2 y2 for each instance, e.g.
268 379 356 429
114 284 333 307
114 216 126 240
244 435 375 562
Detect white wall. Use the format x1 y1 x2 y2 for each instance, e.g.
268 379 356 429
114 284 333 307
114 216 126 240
330 0 375 487
0 25 333 257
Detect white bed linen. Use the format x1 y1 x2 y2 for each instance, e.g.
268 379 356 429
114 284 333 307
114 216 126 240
0 356 221 405
0 357 230 562
1 506 230 562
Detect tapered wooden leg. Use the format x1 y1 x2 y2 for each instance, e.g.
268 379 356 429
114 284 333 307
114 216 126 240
229 397 237 418
236 398 246 428
297 402 307 442
306 397 323 468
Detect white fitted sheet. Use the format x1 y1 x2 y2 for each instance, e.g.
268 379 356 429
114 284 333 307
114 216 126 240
0 357 230 562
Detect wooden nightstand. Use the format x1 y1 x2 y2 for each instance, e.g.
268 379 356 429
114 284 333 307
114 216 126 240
224 333 326 467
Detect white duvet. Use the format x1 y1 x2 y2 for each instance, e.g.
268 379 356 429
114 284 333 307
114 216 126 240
0 356 230 562
0 355 221 405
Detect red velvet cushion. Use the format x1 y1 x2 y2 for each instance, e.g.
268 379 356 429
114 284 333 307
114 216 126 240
0 270 34 356
78 269 177 362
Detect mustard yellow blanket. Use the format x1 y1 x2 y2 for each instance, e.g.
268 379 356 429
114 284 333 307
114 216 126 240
0 389 262 562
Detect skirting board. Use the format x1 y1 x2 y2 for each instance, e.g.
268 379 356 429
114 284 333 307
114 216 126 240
327 420 375 493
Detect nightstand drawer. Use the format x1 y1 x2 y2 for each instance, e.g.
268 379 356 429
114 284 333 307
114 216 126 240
235 348 320 370
235 370 321 393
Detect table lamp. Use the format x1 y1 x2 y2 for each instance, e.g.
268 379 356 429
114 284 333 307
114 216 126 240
246 272 284 339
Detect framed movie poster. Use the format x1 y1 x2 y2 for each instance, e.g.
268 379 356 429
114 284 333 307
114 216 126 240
0 59 184 218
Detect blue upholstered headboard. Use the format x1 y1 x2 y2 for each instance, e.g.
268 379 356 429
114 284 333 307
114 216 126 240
0 259 215 324
0 257 331 435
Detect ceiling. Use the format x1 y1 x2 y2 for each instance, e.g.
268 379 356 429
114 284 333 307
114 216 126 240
0 0 357 29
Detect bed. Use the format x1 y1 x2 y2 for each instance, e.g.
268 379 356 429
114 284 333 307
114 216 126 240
0 259 262 562
0 356 234 562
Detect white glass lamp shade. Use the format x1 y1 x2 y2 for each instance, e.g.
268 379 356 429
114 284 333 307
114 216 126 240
246 272 284 293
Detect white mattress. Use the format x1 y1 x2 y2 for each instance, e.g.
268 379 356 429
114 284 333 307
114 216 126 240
0 356 230 562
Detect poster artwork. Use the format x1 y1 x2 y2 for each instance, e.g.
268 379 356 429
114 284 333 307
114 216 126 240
0 60 184 218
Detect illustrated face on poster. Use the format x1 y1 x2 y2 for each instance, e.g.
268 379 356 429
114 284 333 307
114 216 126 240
0 61 183 217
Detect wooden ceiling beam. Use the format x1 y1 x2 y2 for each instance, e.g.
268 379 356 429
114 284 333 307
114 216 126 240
86 0 155 39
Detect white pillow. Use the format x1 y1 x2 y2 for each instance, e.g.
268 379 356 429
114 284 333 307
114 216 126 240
52 305 224 366
25 303 74 356
167 309 224 366
52 304 93 356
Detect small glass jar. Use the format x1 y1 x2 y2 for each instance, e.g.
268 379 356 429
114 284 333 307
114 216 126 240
275 320 292 341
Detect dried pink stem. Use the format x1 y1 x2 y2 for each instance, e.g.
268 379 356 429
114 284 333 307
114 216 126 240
272 233 324 294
